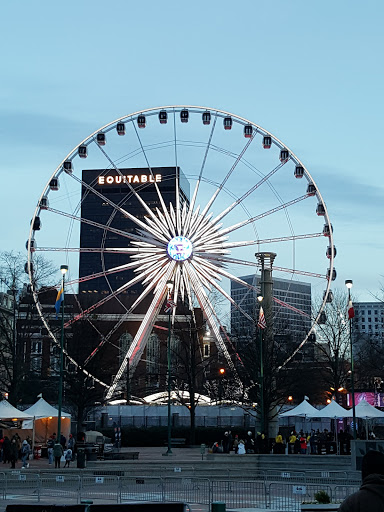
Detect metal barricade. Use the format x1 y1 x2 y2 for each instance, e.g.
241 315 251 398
0 472 6 499
332 484 360 502
119 476 164 503
40 474 81 503
5 471 40 501
211 480 267 509
268 482 333 511
305 470 348 484
163 477 210 505
266 470 306 483
80 474 120 503
227 469 266 481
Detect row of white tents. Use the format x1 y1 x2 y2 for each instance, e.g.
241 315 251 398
0 398 71 445
279 398 384 440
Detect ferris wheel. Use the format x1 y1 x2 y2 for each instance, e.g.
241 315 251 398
27 105 335 399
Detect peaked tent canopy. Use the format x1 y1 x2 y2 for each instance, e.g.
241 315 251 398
279 399 319 418
307 400 351 419
354 399 384 419
23 398 71 444
24 398 71 419
0 400 33 420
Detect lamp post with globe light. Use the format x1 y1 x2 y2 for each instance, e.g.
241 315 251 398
57 265 68 443
164 280 174 456
345 279 357 440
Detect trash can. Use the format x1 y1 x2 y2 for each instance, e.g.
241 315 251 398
211 502 226 512
77 448 86 469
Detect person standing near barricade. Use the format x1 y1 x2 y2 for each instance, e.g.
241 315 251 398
47 436 54 465
53 441 64 469
10 439 18 469
339 450 384 511
64 447 72 468
288 431 296 455
21 440 31 469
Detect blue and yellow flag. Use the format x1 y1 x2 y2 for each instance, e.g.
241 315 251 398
54 287 64 317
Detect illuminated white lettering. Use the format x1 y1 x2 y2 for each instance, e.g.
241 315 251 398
149 175 155 182
98 176 105 184
127 175 133 183
106 176 114 184
133 176 140 183
155 174 161 182
141 175 147 183
97 174 162 185
115 176 122 184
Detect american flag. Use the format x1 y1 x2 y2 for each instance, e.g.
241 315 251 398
258 306 266 329
164 299 176 314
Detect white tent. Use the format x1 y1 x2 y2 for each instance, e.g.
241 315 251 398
279 399 319 418
355 399 384 419
307 400 351 419
0 400 33 420
23 398 71 444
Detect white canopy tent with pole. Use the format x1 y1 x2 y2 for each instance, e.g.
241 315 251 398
23 398 71 445
0 400 35 452
306 400 351 454
354 399 384 439
279 399 319 436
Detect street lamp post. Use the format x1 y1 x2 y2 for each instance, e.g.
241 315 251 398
345 279 357 440
57 264 68 444
257 295 264 433
164 280 173 456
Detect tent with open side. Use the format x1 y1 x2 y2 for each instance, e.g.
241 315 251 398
0 400 33 421
22 398 71 444
354 399 384 439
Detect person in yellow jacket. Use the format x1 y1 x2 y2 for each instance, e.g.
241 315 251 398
288 432 296 454
275 431 284 454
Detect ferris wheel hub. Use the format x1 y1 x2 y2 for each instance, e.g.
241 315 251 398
167 235 193 261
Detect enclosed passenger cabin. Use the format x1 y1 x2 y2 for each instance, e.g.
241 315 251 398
78 145 87 158
159 110 168 124
137 115 146 128
63 161 73 174
180 109 189 123
223 117 232 130
318 311 327 324
323 290 334 303
96 133 106 145
280 149 289 162
26 239 36 252
326 268 337 281
116 123 125 135
32 216 41 231
306 183 316 196
202 111 211 125
326 245 337 259
244 125 253 138
294 166 304 178
263 135 272 149
316 203 326 216
322 223 333 237
39 196 49 210
49 177 60 191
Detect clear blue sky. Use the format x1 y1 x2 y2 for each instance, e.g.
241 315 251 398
1 0 383 301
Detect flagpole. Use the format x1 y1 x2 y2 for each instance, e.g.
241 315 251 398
345 280 357 440
57 265 68 445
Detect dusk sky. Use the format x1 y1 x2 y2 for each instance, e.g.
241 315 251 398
1 0 383 302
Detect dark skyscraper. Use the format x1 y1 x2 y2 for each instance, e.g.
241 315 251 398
79 167 189 294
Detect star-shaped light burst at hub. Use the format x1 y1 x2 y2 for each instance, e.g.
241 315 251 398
105 182 253 399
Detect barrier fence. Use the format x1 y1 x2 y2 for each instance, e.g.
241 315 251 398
0 471 361 509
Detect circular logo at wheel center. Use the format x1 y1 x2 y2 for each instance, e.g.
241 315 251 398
167 236 193 261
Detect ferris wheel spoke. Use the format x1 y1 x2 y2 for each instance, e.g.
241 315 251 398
106 261 176 399
184 261 237 376
131 120 176 237
199 134 256 220
211 161 288 226
172 110 182 235
92 137 174 240
183 115 218 236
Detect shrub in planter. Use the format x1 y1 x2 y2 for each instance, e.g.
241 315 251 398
314 491 331 504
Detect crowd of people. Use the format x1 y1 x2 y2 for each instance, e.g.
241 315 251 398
46 433 76 468
0 433 32 468
210 428 363 455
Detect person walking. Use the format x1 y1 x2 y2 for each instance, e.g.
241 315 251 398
53 441 64 469
21 440 31 469
47 436 55 465
64 448 72 468
339 450 384 511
